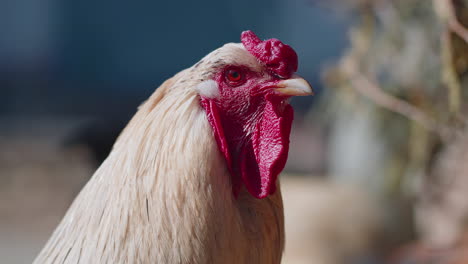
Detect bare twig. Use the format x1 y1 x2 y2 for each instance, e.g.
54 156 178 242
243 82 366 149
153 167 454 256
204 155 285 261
441 29 462 114
341 57 450 140
445 0 468 43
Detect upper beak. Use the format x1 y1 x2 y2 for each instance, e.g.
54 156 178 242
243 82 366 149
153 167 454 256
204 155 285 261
274 75 313 96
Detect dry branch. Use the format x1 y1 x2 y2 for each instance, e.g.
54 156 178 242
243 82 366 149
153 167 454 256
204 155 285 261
444 0 468 43
341 56 449 140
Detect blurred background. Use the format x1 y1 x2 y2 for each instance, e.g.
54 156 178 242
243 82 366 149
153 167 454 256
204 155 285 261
2 0 468 263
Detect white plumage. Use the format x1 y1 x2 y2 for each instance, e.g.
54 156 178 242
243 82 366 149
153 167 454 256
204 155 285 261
34 43 285 264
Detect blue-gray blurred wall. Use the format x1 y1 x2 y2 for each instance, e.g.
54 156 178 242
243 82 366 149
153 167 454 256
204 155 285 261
0 0 349 117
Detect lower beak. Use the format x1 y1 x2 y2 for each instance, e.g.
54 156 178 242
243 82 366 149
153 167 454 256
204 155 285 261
274 75 313 96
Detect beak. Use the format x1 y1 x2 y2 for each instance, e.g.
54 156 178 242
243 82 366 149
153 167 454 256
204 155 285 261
274 75 313 96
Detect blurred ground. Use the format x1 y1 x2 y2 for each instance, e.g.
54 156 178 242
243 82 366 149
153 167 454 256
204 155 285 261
0 118 95 263
282 177 382 264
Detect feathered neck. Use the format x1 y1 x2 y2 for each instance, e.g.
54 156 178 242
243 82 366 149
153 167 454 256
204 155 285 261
34 70 284 264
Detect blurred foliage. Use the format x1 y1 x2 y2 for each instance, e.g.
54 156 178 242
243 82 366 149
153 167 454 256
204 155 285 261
322 0 468 252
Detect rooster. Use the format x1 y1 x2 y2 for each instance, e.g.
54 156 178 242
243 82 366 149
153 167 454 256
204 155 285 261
34 30 312 264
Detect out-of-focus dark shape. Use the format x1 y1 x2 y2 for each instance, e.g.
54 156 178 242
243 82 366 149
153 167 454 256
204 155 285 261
64 119 128 165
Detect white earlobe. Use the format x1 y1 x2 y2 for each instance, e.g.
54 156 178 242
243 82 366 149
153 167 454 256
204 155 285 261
196 80 220 98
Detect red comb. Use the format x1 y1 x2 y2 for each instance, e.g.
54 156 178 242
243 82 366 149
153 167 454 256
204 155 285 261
241 30 298 79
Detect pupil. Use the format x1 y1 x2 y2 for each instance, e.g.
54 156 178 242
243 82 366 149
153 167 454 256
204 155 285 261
231 71 239 79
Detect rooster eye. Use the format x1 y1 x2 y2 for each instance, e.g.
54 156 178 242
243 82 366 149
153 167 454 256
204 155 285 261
225 67 245 86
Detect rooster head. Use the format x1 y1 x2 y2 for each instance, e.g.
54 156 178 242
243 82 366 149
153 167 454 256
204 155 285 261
195 30 312 199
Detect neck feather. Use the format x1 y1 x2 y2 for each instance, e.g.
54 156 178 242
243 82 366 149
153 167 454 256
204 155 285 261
35 82 235 263
35 77 285 264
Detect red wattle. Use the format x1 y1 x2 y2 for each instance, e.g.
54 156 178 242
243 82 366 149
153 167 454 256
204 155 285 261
241 96 293 198
201 96 293 199
200 98 243 197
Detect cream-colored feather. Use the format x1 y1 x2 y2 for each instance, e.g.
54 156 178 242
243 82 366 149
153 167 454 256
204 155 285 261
34 44 284 264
